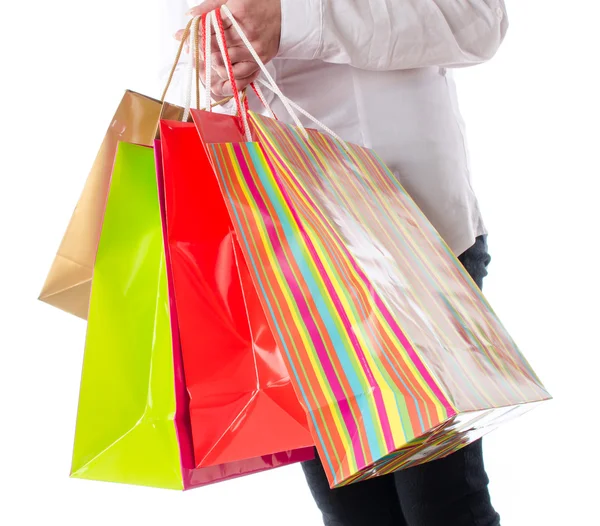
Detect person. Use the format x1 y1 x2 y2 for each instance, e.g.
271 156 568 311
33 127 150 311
159 1 508 525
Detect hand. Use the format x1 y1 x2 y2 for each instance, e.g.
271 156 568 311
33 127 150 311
176 0 281 98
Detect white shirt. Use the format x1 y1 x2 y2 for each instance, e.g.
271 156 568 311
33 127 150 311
159 0 509 256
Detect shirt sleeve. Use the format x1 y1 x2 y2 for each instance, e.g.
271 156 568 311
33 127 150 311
278 0 509 70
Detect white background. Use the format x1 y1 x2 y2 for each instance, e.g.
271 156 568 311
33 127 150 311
1 1 598 524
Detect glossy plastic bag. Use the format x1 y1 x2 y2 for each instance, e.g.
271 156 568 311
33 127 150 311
158 119 314 468
71 142 313 489
194 107 552 488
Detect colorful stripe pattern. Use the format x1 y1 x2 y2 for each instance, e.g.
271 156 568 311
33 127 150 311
205 113 550 487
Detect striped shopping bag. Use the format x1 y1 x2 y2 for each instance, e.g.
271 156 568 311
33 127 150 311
182 6 551 488
193 109 551 488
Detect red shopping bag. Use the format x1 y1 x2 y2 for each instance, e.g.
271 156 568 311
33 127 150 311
159 118 314 468
158 141 314 485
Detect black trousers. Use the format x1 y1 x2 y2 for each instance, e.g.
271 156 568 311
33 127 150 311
302 237 500 526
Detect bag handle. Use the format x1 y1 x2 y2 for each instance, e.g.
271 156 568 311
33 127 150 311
255 78 343 143
220 6 308 138
211 10 252 140
251 83 276 119
181 15 201 121
161 17 194 105
175 12 272 135
161 11 302 133
160 16 232 121
220 6 344 143
201 12 276 122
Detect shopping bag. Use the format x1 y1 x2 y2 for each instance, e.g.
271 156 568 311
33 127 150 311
197 107 552 488
158 119 314 468
71 141 313 489
38 90 182 319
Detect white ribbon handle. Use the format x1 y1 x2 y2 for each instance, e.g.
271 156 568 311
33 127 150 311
221 6 344 144
221 6 308 139
255 79 344 144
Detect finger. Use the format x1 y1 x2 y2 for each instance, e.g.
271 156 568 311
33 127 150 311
187 0 227 17
211 45 253 67
210 46 258 81
219 70 261 96
211 60 258 81
211 64 228 80
207 25 242 49
211 58 256 81
235 70 262 92
211 77 230 98
231 61 260 81
208 13 233 35
175 26 200 49
221 26 242 46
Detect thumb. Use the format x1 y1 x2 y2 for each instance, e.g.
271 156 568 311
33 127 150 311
187 0 227 17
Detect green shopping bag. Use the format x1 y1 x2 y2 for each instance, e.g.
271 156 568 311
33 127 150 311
71 142 183 488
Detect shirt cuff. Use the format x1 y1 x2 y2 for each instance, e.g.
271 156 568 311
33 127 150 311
278 0 323 60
